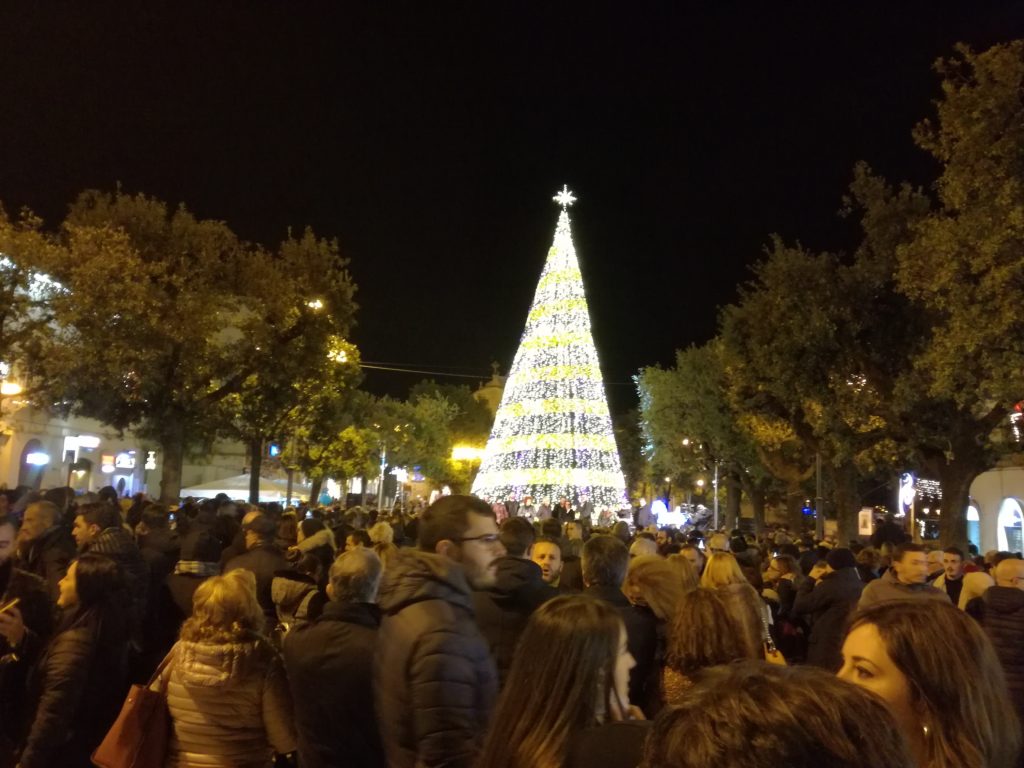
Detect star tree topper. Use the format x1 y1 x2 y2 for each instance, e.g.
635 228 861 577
553 184 577 209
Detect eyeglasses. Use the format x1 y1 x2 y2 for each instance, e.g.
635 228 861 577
452 533 502 545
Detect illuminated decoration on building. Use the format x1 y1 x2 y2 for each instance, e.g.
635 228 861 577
471 186 628 511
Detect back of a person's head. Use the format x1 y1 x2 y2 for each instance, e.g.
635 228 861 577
700 552 747 589
500 516 535 558
418 494 494 552
180 530 222 563
140 504 169 531
582 534 629 587
182 568 264 643
78 501 122 531
849 600 1021 768
642 661 913 768
299 517 326 540
624 555 685 622
329 548 383 604
367 520 394 545
479 595 621 768
539 518 561 539
665 553 699 592
97 485 118 504
666 587 759 676
73 553 126 611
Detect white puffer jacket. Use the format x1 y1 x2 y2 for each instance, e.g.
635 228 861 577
158 637 297 767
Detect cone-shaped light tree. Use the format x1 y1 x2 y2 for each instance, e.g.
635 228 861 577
472 186 628 512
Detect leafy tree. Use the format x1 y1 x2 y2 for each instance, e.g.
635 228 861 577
26 189 358 502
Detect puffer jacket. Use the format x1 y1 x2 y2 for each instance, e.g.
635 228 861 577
374 550 497 768
159 636 297 768
969 586 1024 721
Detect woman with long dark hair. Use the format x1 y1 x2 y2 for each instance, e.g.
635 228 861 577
476 595 645 768
17 553 129 768
839 600 1021 768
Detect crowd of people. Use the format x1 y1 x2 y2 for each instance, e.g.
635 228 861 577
0 487 1022 767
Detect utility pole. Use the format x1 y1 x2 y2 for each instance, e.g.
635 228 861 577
815 452 824 540
377 443 387 511
713 460 720 530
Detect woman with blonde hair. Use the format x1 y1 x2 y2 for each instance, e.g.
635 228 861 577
157 569 297 767
623 556 686 624
699 551 768 662
665 553 699 593
476 595 646 768
699 552 747 589
839 600 1021 768
367 520 399 569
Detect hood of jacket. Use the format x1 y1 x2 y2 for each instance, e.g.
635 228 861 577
378 549 473 616
84 525 138 557
175 638 268 687
985 585 1024 614
490 556 545 595
271 571 318 611
295 527 336 554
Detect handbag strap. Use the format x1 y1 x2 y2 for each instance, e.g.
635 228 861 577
147 646 177 693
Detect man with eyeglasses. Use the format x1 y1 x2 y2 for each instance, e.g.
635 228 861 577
374 495 504 768
967 556 1024 727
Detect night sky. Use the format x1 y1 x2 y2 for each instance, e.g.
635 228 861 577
1 2 1021 413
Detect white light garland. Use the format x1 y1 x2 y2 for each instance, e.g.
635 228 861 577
472 186 628 511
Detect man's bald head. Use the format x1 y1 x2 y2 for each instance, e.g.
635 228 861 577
994 558 1024 590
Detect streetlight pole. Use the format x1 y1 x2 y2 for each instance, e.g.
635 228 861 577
713 460 720 530
377 442 387 511
815 452 824 540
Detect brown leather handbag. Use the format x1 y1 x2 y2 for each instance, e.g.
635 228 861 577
91 651 174 768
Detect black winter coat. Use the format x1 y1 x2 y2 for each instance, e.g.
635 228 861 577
16 526 75 603
19 612 129 768
472 556 557 685
792 567 863 671
584 585 660 717
565 721 651 768
374 550 497 768
225 544 291 623
283 601 385 768
968 586 1024 722
83 526 150 649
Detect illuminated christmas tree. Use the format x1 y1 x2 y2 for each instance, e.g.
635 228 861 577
471 186 628 512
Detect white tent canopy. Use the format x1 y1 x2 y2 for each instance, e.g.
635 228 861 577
179 473 310 503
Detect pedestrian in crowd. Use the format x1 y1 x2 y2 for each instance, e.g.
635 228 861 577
643 661 914 768
14 500 75 602
858 542 950 609
0 515 53 765
664 553 699 593
17 554 129 768
291 517 337 575
760 552 805 661
224 513 290 625
628 536 658 559
72 502 149 653
158 568 296 767
136 503 180 589
839 600 1020 768
346 529 372 552
218 506 256 566
531 535 564 587
791 547 863 671
931 546 967 606
623 555 687 716
473 517 557 686
150 530 223 660
662 587 761 704
856 546 882 583
367 520 399 569
271 552 327 635
476 595 648 768
374 495 502 768
926 549 945 582
283 548 385 768
966 557 1024 728
698 552 766 662
678 543 704 576
582 535 659 717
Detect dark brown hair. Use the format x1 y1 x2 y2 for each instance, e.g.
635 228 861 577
665 587 760 677
477 595 623 768
848 601 1021 768
642 661 913 768
417 494 494 552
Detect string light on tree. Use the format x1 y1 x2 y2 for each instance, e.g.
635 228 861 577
472 186 628 512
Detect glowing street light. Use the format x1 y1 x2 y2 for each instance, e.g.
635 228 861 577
0 381 22 396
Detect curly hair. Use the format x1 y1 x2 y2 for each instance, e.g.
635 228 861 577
179 569 264 644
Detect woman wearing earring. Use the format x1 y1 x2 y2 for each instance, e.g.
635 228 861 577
839 600 1020 768
476 595 648 768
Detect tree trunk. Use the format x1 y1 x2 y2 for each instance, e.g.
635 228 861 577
935 460 978 549
740 475 767 534
725 471 741 530
830 462 859 546
309 476 324 505
787 485 806 533
249 435 263 504
159 425 186 505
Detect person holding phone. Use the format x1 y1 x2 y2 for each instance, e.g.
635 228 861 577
476 595 648 768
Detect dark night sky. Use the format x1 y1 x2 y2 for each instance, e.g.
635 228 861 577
1 2 1021 412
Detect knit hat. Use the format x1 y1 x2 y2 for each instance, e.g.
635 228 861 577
826 547 857 571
